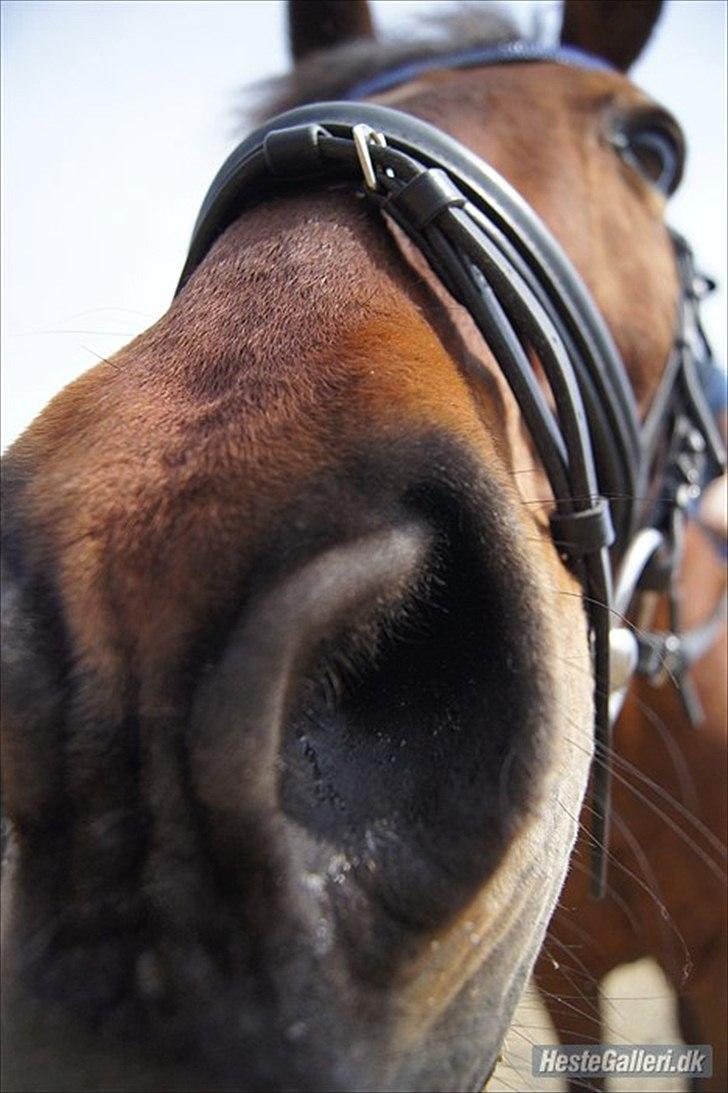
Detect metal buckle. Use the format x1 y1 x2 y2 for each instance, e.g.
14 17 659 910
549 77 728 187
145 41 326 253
352 124 387 191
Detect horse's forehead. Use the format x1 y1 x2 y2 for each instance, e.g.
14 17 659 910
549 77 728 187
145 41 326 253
378 63 658 159
408 65 642 137
472 60 651 102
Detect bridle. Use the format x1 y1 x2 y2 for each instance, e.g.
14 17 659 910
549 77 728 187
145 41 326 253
175 47 726 897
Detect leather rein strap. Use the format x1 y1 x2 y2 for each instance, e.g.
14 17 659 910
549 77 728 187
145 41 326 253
175 101 725 897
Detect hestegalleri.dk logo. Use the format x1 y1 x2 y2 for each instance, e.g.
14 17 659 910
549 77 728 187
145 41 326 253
532 1044 712 1079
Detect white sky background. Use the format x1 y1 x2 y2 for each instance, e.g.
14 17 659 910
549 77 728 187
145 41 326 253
2 0 726 449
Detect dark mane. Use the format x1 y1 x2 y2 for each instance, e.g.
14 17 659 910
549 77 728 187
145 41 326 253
248 5 526 122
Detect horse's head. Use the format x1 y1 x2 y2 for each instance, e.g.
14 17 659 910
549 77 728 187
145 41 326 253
1 2 706 1089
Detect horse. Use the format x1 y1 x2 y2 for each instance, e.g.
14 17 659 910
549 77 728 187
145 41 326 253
1 2 724 1090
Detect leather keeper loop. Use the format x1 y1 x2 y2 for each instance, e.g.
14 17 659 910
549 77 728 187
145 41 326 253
549 496 615 556
388 168 465 230
263 125 327 178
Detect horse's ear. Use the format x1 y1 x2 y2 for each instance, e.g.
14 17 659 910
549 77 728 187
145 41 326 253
288 0 374 63
560 0 663 71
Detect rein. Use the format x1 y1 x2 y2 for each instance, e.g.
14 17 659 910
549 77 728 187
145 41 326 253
175 64 725 897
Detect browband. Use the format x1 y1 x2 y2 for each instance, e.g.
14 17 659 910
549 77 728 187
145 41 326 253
175 101 725 896
343 42 617 101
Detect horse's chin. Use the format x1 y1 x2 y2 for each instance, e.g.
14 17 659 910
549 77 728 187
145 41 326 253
1 433 589 1092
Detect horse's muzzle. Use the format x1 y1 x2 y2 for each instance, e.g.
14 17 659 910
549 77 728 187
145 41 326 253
2 432 568 1091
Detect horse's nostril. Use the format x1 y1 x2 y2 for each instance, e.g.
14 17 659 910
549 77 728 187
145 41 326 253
188 520 432 824
180 448 556 964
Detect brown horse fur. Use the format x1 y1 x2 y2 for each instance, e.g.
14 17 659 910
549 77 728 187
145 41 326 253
2 2 724 1091
534 512 727 1093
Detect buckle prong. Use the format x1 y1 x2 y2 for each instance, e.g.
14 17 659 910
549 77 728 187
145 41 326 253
352 124 387 191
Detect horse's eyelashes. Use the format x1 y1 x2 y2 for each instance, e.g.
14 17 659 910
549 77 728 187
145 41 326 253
610 108 686 195
624 128 683 194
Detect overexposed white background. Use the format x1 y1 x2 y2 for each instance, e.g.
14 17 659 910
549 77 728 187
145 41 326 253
2 0 726 449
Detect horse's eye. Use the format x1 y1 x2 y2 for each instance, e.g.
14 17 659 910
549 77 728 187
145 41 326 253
612 112 685 196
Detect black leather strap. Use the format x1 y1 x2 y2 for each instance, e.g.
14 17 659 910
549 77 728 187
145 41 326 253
550 498 616 556
387 167 466 229
263 124 328 177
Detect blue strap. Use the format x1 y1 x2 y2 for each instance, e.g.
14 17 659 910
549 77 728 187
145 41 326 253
693 358 727 562
345 42 616 101
697 356 728 417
